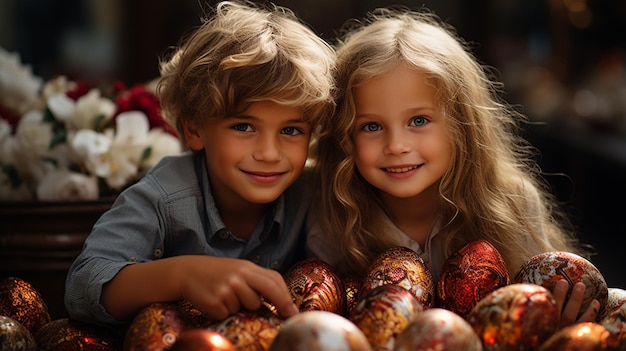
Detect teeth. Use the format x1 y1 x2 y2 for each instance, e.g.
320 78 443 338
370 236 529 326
385 166 417 173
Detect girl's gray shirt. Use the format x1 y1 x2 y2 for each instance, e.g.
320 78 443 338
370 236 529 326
65 151 309 326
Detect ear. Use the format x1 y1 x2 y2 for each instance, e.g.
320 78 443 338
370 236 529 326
183 119 205 151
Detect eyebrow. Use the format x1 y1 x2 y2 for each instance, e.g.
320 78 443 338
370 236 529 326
229 114 309 124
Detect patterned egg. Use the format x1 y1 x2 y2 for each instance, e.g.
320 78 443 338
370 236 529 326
0 276 51 335
538 322 622 350
360 246 435 308
600 302 626 349
170 329 236 351
208 305 282 351
123 302 194 351
467 283 560 350
343 276 361 317
0 315 37 351
268 310 372 351
437 240 510 318
393 308 482 351
35 318 123 350
177 299 211 328
600 288 626 322
514 251 608 320
284 258 346 315
349 284 424 350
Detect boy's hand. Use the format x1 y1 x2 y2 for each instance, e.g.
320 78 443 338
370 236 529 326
180 256 298 321
552 279 600 329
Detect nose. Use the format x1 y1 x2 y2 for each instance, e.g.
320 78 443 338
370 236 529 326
383 130 411 156
252 134 282 162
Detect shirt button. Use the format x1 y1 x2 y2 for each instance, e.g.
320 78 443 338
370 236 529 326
252 256 261 263
128 257 137 262
271 261 280 269
219 230 230 239
154 249 162 258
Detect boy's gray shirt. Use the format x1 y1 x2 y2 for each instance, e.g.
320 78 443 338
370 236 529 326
65 151 309 325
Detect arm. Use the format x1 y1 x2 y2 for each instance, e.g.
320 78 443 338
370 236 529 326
101 255 298 321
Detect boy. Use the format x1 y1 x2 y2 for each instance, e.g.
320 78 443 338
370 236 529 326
65 0 335 326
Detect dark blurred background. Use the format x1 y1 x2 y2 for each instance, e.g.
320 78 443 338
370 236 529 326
1 0 624 288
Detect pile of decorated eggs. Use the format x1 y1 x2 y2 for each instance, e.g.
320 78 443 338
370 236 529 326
3 242 626 351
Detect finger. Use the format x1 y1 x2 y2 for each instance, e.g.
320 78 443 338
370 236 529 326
577 299 600 323
552 279 569 313
560 282 586 328
247 269 298 319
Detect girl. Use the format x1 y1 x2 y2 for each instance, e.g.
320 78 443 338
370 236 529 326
307 6 597 327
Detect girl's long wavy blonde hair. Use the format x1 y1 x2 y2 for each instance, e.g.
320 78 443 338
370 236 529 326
313 7 587 278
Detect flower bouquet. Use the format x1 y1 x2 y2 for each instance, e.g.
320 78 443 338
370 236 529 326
0 47 182 201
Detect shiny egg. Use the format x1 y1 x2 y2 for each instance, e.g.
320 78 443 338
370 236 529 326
0 276 51 335
467 283 560 350
35 318 123 351
123 302 193 351
514 251 608 320
208 305 282 351
284 258 346 315
539 322 622 350
268 310 372 351
360 246 435 308
600 288 626 322
393 308 482 351
349 284 424 350
437 239 510 318
0 315 37 351
170 329 236 351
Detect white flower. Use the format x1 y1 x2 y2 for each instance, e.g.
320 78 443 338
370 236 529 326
144 129 182 168
67 89 116 130
47 93 76 123
41 76 77 100
36 169 99 201
14 110 54 157
0 47 44 115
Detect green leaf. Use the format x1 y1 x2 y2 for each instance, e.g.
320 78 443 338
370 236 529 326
141 147 152 162
49 129 67 149
42 106 57 122
93 114 107 132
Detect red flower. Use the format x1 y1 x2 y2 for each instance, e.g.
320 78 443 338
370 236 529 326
115 84 177 137
65 80 91 101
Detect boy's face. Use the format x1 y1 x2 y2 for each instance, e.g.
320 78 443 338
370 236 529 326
185 100 310 206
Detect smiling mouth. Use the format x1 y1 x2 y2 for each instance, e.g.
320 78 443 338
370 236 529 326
384 165 419 173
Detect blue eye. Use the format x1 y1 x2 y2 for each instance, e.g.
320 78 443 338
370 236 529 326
410 116 428 127
232 123 253 132
362 123 381 132
282 127 303 136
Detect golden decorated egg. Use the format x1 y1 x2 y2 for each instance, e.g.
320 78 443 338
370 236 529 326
268 310 372 351
0 276 51 335
514 251 608 321
123 302 194 351
207 305 282 351
539 322 622 350
170 329 236 351
349 284 424 350
467 283 560 350
0 315 37 351
284 258 346 315
437 239 510 318
393 308 482 351
35 318 123 351
343 276 360 317
360 246 435 308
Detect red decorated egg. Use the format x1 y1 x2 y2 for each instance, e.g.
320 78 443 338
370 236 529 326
0 315 37 351
514 251 609 320
0 277 51 335
35 318 123 351
284 258 346 315
600 302 626 349
394 308 482 351
467 283 559 350
170 329 236 351
268 311 372 351
539 322 622 350
600 288 626 322
360 246 434 308
123 302 193 351
437 240 510 318
208 305 282 351
349 284 424 350
343 276 360 317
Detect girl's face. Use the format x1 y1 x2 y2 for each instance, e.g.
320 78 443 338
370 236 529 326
184 100 310 207
351 63 452 201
